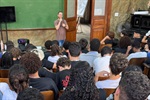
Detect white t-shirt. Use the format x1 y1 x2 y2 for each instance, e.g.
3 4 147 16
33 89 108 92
93 56 111 74
96 77 121 89
48 55 66 63
0 82 17 100
127 52 147 61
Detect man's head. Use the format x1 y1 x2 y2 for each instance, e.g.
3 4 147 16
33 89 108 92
133 30 141 38
114 71 150 100
57 57 71 71
90 38 100 51
79 38 88 50
9 64 29 93
17 88 44 100
44 40 52 50
69 42 81 57
10 47 22 59
58 11 63 19
20 52 42 74
110 53 128 75
63 41 71 50
101 46 112 57
132 40 141 52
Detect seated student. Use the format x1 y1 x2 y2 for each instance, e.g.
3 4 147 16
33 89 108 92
17 88 44 100
20 52 58 99
79 38 89 53
44 40 52 60
132 30 142 43
127 40 147 61
79 38 101 67
1 52 13 69
10 47 22 65
5 40 14 51
114 36 132 54
93 46 112 74
62 41 70 57
142 30 150 43
48 44 66 63
101 31 115 45
0 64 29 100
96 53 128 89
59 61 106 100
114 71 150 100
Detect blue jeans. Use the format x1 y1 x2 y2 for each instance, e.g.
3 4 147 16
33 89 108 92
58 40 65 47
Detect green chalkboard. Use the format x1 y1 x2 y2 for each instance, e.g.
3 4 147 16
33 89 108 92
0 0 64 29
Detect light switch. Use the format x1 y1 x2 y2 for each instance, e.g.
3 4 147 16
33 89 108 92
114 13 119 16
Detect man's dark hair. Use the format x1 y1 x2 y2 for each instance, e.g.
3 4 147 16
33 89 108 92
90 38 100 51
63 41 71 50
9 64 29 93
57 57 71 68
119 36 131 49
121 30 128 36
17 88 44 100
110 53 128 75
132 40 141 49
69 42 81 57
25 44 37 52
79 38 88 50
5 40 14 51
52 40 59 46
20 52 41 74
59 61 100 100
119 71 150 100
44 40 52 50
101 46 112 57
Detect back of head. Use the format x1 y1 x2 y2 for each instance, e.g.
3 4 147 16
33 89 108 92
107 31 115 39
90 38 100 51
69 42 81 57
63 41 71 50
101 46 112 57
10 47 22 59
132 40 141 49
119 36 131 49
51 44 62 56
25 44 37 52
5 40 14 51
52 40 59 46
119 71 150 100
110 53 128 75
79 38 88 50
20 52 41 74
44 40 52 50
60 61 100 100
9 64 29 93
17 88 44 100
56 57 71 68
1 52 14 69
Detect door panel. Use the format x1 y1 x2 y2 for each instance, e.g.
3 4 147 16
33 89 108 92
91 0 112 41
64 0 77 42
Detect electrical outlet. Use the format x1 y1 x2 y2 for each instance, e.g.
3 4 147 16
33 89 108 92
114 13 119 16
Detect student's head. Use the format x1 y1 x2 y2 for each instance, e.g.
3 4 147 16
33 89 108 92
79 38 88 50
132 40 141 52
17 88 44 100
63 41 71 50
20 52 41 74
58 11 63 19
44 40 52 50
5 40 14 51
31 49 44 61
57 57 71 71
133 30 141 38
1 52 13 69
90 38 100 51
68 42 81 57
52 40 59 46
120 30 128 37
9 64 29 93
115 71 150 100
10 47 21 59
51 44 62 56
110 53 128 75
60 61 100 100
25 43 37 52
119 36 131 49
107 31 115 39
101 46 112 57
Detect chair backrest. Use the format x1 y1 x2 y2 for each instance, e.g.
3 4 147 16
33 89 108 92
104 88 116 97
95 71 110 82
40 90 54 100
0 78 9 84
129 58 147 67
0 69 9 78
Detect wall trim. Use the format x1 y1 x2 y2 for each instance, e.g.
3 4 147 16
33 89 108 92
2 28 55 31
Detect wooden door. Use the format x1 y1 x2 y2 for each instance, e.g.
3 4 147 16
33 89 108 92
90 0 112 40
64 0 77 42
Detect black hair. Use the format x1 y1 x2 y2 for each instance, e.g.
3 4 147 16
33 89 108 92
25 44 37 52
57 57 71 68
132 40 141 49
90 38 100 51
101 46 112 57
63 41 71 50
5 40 14 51
44 40 52 50
121 30 128 36
79 38 88 50
69 42 81 57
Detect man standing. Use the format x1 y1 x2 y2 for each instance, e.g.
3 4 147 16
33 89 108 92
54 11 69 46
